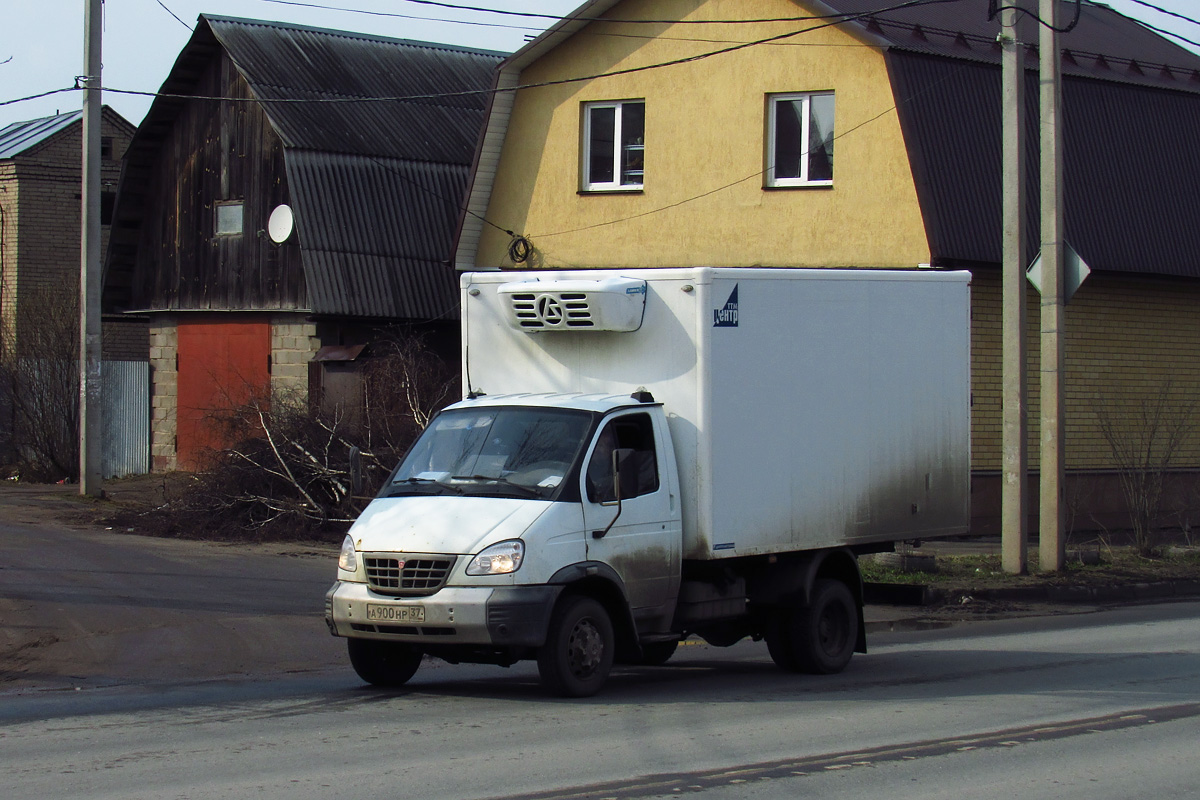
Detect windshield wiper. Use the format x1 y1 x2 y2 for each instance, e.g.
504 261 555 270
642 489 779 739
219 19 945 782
385 477 463 496
450 475 544 498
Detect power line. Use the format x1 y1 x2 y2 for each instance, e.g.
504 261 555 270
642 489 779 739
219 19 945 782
259 0 925 27
153 0 193 30
1106 0 1200 50
1120 0 1200 30
90 0 966 110
0 87 77 108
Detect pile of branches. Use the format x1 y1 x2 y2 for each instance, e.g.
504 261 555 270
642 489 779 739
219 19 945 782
151 331 457 540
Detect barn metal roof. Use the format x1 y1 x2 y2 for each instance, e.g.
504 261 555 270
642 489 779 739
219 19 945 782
105 16 503 320
0 111 82 159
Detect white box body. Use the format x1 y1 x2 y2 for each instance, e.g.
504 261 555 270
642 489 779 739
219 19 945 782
462 268 971 561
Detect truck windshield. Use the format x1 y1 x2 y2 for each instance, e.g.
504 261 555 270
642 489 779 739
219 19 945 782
386 407 594 499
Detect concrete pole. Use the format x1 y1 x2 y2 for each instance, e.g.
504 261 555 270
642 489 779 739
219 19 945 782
1039 0 1066 571
80 0 103 497
1001 6 1027 574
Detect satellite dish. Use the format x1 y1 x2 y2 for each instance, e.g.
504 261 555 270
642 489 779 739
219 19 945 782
267 204 294 243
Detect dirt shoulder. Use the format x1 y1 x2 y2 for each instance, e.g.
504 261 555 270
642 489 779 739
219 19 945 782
0 477 344 693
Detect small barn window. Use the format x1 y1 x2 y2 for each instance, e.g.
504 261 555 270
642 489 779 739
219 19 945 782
215 202 244 236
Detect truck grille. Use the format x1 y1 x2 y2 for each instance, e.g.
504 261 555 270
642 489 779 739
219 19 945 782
364 554 455 596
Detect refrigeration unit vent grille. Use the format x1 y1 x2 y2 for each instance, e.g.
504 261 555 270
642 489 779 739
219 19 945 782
497 277 647 332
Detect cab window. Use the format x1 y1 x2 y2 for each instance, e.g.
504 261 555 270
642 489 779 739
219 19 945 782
586 413 659 503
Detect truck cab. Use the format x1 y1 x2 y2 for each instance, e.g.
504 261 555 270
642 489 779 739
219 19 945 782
326 392 685 696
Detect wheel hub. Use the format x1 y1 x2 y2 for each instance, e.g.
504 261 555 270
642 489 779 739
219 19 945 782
567 618 603 677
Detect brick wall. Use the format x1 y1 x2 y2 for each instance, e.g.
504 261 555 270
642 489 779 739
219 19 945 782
0 162 16 357
270 314 319 398
102 317 149 361
1 110 134 360
149 317 178 472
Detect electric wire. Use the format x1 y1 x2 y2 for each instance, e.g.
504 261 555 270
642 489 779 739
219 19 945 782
1120 0 1200 30
7 0 1199 256
260 0 944 27
153 0 192 30
989 0 1082 33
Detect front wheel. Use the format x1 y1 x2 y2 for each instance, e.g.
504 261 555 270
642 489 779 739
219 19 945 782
347 638 423 687
537 596 615 697
765 579 858 675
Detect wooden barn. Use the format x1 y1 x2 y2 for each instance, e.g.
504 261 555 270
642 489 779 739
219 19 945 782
103 16 503 471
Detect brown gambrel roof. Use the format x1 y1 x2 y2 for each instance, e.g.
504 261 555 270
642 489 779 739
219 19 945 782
818 0 1200 276
105 16 503 320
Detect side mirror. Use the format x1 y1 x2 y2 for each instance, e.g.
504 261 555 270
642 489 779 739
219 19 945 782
612 447 638 502
594 448 637 540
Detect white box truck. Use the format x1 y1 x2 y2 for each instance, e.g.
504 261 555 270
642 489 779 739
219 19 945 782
326 268 971 696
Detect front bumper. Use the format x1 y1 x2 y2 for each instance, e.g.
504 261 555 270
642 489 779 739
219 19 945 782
325 581 560 648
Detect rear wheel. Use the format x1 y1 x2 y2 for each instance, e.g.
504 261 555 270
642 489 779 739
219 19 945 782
347 638 423 687
765 579 857 675
537 596 614 697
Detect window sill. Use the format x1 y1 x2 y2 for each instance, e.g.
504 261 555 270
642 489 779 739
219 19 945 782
762 183 834 191
579 188 645 196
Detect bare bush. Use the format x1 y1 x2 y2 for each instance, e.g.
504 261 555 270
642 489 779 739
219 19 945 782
0 284 79 480
151 330 457 538
1095 382 1199 557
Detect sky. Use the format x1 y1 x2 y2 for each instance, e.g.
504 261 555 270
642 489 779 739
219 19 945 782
2 0 1200 127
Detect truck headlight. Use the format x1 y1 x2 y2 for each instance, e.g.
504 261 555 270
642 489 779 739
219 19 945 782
338 534 358 572
466 540 524 576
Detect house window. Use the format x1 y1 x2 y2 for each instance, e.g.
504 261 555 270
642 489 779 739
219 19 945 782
215 201 244 236
766 92 834 187
582 100 645 191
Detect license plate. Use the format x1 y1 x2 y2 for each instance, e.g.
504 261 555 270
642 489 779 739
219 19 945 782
367 604 425 623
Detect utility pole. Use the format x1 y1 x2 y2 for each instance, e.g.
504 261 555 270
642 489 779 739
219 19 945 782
80 0 103 497
1000 5 1027 574
1038 0 1066 571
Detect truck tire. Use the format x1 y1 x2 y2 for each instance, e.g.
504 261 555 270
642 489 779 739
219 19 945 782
765 579 857 675
347 638 423 687
537 595 614 697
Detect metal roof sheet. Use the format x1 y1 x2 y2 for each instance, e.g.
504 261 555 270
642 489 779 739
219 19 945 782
206 16 504 163
0 111 81 159
105 16 503 321
887 47 1200 276
818 0 1200 92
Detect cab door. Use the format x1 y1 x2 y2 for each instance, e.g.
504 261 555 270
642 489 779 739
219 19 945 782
581 410 681 621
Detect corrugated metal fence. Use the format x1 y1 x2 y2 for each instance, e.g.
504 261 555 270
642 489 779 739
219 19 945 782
102 359 150 478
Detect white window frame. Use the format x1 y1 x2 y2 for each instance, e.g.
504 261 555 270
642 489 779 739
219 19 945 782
582 100 645 192
766 91 835 188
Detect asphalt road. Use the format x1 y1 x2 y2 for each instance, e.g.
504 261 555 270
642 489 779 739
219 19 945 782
0 516 345 690
3 507 1199 799
2 602 1198 799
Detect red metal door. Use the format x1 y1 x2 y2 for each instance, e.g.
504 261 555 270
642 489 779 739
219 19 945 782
176 320 270 470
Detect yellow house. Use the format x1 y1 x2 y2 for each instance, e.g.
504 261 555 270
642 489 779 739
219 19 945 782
456 0 1200 536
